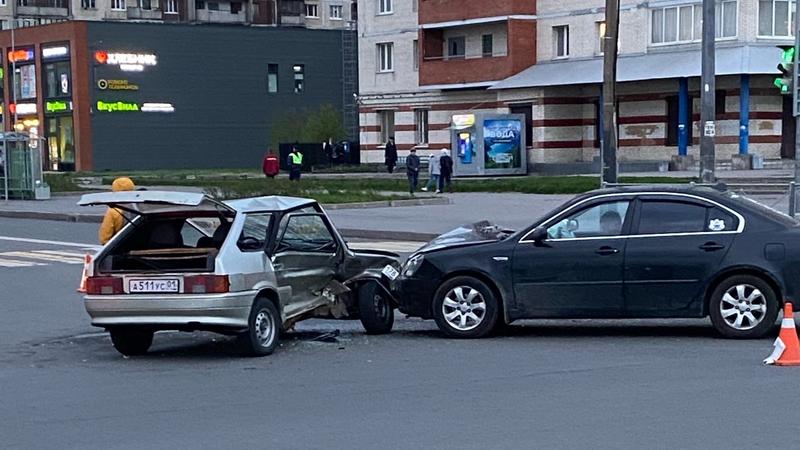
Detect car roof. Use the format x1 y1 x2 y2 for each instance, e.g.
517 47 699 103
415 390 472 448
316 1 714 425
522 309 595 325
223 195 317 213
583 184 726 199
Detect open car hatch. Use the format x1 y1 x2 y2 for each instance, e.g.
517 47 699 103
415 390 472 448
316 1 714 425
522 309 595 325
78 191 235 215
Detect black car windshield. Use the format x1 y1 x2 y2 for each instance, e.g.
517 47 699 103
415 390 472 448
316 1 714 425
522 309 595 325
725 192 799 226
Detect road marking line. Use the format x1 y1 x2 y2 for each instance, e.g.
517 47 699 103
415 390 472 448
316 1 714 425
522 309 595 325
0 251 85 264
0 235 100 250
29 249 88 258
0 258 45 267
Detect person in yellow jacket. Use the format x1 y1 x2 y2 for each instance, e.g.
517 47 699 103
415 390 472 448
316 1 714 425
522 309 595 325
99 177 135 244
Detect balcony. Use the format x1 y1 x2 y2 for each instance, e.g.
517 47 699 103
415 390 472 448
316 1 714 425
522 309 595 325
419 0 535 26
419 19 536 87
127 7 164 20
196 9 247 23
17 0 69 17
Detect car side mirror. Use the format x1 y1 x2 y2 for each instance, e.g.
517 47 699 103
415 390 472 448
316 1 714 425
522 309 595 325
531 227 547 242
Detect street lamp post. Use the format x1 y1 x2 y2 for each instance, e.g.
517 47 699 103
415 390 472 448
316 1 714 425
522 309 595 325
699 0 716 183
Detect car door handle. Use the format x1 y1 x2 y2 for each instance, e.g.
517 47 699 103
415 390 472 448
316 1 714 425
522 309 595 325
595 246 620 256
699 242 725 252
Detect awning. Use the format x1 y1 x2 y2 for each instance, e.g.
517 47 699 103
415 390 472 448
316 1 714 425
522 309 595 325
490 45 784 90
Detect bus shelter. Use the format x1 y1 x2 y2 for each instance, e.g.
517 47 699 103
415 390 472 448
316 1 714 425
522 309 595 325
1 132 50 201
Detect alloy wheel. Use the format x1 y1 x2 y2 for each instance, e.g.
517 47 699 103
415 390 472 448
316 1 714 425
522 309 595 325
719 284 767 331
442 286 487 331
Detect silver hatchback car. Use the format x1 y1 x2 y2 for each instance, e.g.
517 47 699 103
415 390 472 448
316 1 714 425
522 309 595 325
79 191 401 356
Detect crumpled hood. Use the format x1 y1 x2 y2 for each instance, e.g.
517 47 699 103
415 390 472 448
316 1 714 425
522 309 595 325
416 220 514 254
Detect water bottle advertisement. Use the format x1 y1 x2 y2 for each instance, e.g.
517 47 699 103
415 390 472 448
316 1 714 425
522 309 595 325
483 119 522 169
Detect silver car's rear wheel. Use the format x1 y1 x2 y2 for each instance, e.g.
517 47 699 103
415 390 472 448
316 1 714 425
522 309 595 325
240 298 280 356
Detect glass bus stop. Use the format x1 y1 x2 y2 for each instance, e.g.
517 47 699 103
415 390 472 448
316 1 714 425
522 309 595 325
1 132 50 201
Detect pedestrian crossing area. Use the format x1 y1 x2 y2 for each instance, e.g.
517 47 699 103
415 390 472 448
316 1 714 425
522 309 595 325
348 241 426 253
0 249 89 268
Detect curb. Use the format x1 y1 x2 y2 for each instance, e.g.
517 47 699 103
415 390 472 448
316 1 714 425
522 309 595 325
0 210 104 223
338 228 438 241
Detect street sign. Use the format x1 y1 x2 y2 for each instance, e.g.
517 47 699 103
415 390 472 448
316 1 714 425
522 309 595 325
703 121 716 137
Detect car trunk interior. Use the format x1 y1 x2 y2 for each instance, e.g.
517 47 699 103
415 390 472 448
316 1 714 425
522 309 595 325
98 213 234 273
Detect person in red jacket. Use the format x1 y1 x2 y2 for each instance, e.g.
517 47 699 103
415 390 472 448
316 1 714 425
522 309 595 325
262 150 279 178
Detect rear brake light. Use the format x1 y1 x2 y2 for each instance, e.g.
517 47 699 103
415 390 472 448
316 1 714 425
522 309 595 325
184 275 230 294
85 276 123 295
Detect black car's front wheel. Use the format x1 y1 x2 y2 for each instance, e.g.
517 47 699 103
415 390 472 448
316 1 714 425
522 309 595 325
709 275 779 339
433 276 499 338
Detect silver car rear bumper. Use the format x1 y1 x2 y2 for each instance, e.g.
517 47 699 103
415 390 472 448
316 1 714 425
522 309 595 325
84 290 257 329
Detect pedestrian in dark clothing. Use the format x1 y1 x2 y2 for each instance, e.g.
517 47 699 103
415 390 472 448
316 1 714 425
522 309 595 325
384 137 398 174
438 148 454 193
288 146 303 181
406 148 421 195
323 139 335 166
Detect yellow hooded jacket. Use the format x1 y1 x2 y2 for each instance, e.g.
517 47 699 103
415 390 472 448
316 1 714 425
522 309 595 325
99 177 135 244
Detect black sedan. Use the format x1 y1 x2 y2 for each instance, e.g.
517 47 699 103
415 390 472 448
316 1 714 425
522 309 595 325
395 185 800 339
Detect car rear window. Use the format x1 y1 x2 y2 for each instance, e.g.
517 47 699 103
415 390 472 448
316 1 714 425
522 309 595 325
725 192 799 226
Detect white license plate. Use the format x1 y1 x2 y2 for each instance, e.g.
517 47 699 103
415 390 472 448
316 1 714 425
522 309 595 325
128 278 180 293
381 265 400 280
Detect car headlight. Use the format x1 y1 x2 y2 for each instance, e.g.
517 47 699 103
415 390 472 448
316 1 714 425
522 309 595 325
403 254 425 277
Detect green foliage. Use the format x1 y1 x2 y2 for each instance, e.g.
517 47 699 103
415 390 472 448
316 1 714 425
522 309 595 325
268 104 346 149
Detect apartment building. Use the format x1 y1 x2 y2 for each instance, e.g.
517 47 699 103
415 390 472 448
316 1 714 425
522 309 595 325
0 0 356 30
359 0 793 168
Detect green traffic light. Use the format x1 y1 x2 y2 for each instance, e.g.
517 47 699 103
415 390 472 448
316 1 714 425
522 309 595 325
782 47 796 63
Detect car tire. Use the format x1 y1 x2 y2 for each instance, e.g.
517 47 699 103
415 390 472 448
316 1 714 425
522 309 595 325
358 281 394 335
709 274 779 339
433 276 499 338
109 328 154 356
239 298 281 356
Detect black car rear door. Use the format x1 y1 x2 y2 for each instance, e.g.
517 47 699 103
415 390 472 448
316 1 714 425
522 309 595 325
623 194 740 315
512 196 634 316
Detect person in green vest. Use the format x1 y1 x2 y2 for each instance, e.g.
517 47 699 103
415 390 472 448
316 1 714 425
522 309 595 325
288 145 303 181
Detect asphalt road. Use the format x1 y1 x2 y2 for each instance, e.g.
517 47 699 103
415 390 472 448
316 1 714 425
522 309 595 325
1 217 799 449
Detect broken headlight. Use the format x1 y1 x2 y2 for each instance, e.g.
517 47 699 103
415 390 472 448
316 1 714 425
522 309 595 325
403 254 424 277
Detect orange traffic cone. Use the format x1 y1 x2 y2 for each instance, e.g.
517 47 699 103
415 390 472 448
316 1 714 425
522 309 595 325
763 302 800 366
77 254 91 293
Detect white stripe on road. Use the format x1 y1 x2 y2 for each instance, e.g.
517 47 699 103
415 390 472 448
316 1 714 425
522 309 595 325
0 258 45 267
0 251 85 264
29 249 88 258
350 241 425 252
0 235 100 250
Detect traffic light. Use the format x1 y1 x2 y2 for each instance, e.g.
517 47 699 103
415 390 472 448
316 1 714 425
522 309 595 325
775 45 795 95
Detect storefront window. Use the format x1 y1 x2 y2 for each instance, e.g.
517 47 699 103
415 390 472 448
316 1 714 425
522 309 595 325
13 64 37 100
46 116 75 171
44 61 71 98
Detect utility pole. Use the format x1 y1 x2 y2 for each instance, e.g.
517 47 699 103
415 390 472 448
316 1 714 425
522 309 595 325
601 0 620 184
793 3 800 202
699 0 716 183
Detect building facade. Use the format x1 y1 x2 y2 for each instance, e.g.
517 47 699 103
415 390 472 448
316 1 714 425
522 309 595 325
358 0 793 168
0 0 356 30
0 21 353 171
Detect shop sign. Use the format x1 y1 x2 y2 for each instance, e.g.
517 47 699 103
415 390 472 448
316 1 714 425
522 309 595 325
46 100 72 114
97 101 140 112
97 79 140 91
10 103 37 115
483 119 522 169
452 114 475 130
141 103 174 113
8 49 34 63
42 45 69 59
94 51 157 72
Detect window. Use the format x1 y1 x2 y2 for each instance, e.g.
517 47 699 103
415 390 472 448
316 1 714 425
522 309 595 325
447 37 465 59
207 1 218 10
293 64 304 93
707 207 739 232
139 0 150 9
413 39 419 71
231 1 242 13
81 0 95 8
14 64 36 100
759 0 795 36
482 34 493 57
165 0 178 13
111 0 125 10
238 213 272 252
195 0 204 8
305 3 318 17
330 4 342 19
637 201 707 234
378 0 392 14
597 21 606 54
414 109 428 145
44 61 71 98
45 116 75 171
378 110 395 144
652 2 736 43
553 25 569 58
276 215 336 254
377 42 393 72
267 64 278 93
547 201 631 239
